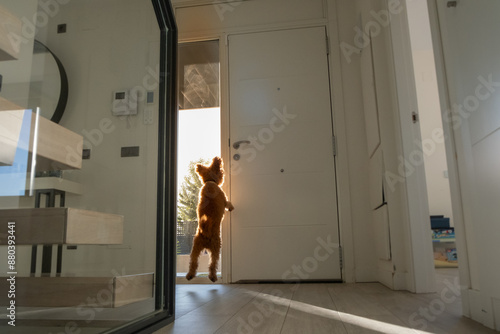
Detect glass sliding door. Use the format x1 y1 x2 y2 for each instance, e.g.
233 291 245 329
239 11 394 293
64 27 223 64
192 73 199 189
0 0 177 332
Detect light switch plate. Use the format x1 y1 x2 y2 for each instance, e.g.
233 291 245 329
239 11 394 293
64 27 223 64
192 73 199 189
121 146 140 157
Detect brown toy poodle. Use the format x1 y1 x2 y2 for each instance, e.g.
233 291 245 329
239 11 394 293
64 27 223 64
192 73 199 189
186 157 234 282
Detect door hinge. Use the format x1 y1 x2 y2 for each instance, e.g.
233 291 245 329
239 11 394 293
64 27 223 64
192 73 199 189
332 135 337 156
339 245 343 269
326 35 330 55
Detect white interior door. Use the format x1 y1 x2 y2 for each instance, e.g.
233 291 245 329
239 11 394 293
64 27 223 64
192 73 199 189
228 27 341 282
436 0 500 327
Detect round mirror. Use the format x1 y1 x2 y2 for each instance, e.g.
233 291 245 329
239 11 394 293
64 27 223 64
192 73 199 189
27 40 68 123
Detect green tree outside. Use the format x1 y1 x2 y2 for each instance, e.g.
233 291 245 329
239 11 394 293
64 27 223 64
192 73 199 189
177 159 209 254
177 158 209 222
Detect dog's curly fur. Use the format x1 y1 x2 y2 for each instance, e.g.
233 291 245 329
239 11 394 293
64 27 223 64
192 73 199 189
186 157 234 282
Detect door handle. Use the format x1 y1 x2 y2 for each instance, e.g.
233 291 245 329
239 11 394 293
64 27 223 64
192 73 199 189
233 140 250 149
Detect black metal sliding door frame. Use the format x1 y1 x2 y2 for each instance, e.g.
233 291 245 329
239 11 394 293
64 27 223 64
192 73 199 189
108 0 177 332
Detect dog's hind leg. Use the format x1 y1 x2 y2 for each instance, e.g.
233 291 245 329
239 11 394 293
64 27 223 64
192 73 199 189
186 235 203 280
208 242 220 282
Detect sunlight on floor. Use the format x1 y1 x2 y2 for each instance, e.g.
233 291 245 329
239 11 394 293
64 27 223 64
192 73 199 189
253 292 434 334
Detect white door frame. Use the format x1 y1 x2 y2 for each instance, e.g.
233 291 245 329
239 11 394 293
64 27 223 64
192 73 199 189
220 33 232 284
175 17 349 284
176 34 232 283
386 1 436 293
325 0 356 284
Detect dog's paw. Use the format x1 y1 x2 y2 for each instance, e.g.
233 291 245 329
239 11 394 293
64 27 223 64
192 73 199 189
208 274 218 282
186 272 195 280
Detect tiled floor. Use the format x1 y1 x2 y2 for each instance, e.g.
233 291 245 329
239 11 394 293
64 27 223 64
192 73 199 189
155 268 498 334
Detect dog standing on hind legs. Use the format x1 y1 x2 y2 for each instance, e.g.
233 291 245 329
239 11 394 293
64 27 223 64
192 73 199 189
186 157 234 282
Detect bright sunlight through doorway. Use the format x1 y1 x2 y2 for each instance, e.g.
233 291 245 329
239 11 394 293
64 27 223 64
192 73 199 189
176 40 221 282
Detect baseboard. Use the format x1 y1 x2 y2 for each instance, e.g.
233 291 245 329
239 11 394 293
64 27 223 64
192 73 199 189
493 297 500 331
468 289 484 324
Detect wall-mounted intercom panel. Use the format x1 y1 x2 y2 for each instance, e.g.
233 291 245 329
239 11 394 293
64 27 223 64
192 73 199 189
112 90 137 116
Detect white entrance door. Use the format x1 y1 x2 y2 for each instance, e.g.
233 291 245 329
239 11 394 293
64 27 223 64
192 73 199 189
228 27 341 282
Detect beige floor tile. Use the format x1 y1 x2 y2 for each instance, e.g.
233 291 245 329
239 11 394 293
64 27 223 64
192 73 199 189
154 269 498 334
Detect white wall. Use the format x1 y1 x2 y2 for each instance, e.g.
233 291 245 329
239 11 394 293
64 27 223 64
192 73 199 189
0 0 161 277
52 0 160 276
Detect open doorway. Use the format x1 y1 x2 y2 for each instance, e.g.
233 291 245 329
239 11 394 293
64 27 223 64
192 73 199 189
176 40 221 282
406 1 458 281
